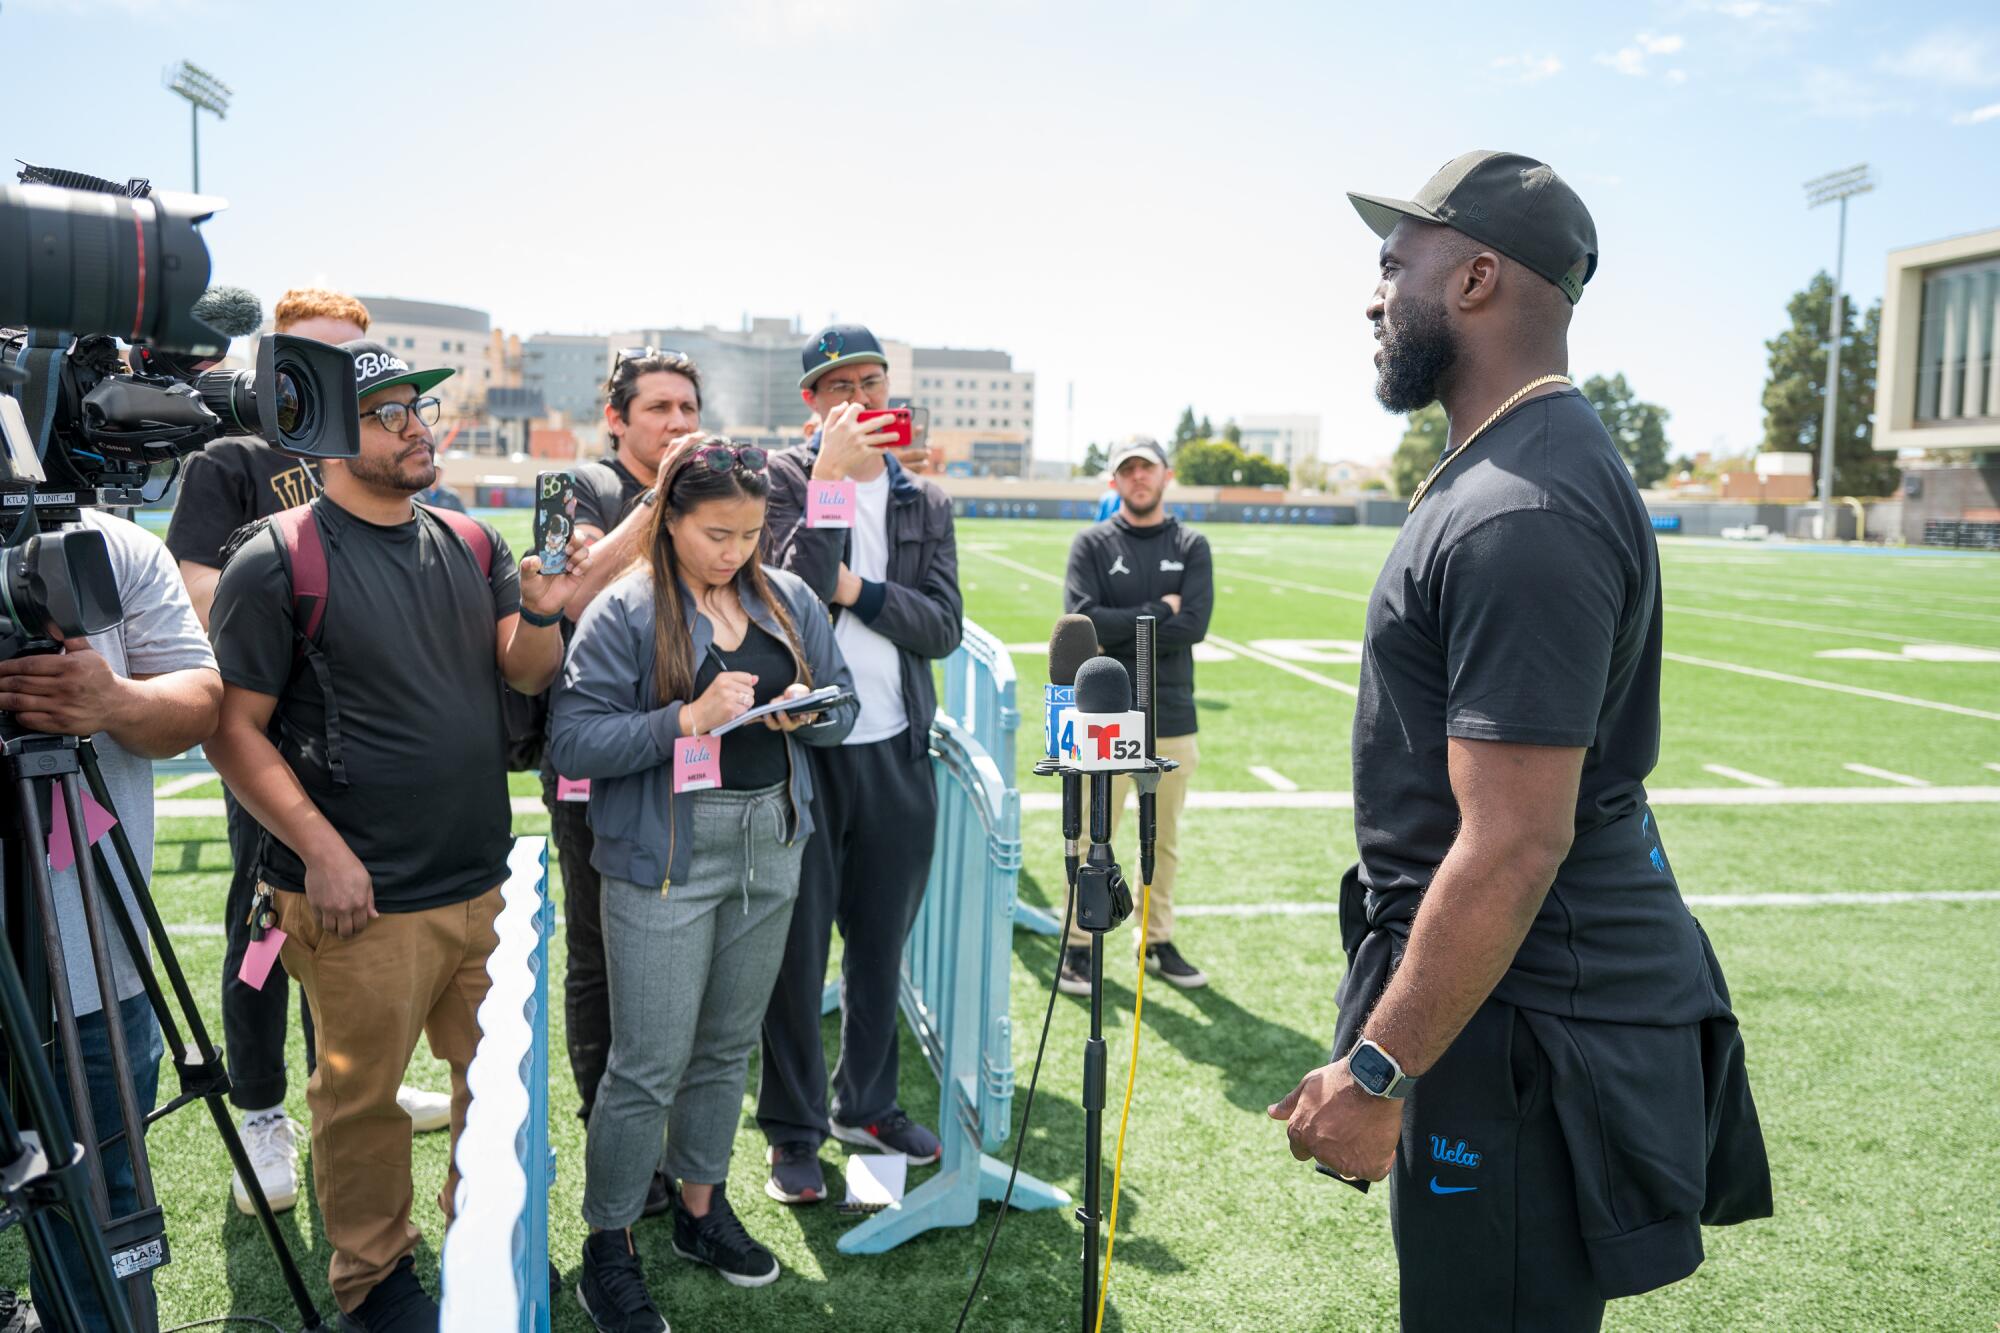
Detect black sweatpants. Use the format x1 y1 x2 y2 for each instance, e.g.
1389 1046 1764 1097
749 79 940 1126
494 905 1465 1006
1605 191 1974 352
757 736 937 1144
1388 1000 1604 1333
541 771 610 1122
220 789 314 1110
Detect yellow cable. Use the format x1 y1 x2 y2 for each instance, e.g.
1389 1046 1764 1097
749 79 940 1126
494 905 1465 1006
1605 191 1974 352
1093 876 1152 1333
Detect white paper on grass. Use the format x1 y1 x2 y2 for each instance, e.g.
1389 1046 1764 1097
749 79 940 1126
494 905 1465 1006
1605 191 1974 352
844 1154 907 1208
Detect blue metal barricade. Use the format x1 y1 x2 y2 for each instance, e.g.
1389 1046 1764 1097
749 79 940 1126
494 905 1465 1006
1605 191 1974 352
441 837 555 1332
838 715 1068 1253
941 620 1060 935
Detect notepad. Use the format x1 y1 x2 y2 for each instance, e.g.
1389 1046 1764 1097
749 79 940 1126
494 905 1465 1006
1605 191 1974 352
709 685 849 737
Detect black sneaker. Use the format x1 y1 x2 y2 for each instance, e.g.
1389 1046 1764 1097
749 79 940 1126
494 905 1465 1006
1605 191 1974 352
671 1189 779 1288
829 1109 942 1164
641 1169 679 1218
1145 941 1209 989
577 1229 667 1333
1057 946 1092 997
338 1255 438 1332
765 1141 826 1205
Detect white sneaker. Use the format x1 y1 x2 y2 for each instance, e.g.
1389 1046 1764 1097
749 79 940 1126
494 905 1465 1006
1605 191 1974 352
398 1084 452 1134
231 1110 299 1216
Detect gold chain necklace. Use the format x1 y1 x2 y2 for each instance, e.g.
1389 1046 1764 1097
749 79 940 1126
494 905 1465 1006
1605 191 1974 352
1406 375 1573 513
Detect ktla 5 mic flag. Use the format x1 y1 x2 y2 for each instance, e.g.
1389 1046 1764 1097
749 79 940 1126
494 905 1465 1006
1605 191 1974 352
1059 708 1149 772
1043 683 1075 759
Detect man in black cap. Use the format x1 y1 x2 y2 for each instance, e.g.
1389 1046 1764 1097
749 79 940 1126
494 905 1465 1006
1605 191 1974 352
755 323 963 1205
1058 435 1213 995
1268 151 1770 1331
207 341 588 1329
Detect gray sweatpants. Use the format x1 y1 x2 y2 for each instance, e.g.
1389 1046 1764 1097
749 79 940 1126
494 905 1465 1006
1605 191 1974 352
582 782 803 1231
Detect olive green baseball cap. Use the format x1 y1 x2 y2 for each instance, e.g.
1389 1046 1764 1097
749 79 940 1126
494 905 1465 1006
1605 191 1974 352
1348 150 1599 304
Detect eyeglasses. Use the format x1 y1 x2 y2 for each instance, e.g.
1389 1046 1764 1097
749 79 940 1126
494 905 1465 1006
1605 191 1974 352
361 396 441 434
691 443 768 474
813 373 887 403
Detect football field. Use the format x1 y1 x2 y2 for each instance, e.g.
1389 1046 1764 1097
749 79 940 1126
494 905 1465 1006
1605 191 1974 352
8 515 1998 1331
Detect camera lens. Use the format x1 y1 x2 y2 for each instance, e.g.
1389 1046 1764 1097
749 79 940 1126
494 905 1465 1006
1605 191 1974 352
273 368 302 436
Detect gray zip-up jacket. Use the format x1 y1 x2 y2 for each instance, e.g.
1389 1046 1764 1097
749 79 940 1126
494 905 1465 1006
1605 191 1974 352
547 564 857 889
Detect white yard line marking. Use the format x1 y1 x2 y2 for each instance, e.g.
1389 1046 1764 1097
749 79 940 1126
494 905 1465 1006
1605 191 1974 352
1702 764 1781 788
1248 766 1299 792
1662 652 2000 722
1664 603 1993 651
972 549 1063 587
1228 571 1372 605
1842 763 1931 788
1207 635 1361 697
1987 763 2000 775
1175 890 2000 918
154 773 219 798
1013 785 2000 814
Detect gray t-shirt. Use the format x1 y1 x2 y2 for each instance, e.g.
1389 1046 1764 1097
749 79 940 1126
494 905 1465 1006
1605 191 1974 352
34 511 217 1014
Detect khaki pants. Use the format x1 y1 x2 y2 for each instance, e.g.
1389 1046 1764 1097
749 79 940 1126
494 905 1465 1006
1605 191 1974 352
273 884 501 1312
1065 732 1199 949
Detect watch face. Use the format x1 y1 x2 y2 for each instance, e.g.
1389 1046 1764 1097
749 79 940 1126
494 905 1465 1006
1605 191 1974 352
1349 1042 1395 1096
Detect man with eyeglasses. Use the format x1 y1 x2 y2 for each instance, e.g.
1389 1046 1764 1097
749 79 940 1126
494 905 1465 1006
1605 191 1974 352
206 341 588 1331
164 290 455 1222
537 348 704 1220
755 323 964 1205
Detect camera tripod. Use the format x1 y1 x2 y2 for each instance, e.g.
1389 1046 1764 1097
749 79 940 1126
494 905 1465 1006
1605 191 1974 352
0 729 326 1332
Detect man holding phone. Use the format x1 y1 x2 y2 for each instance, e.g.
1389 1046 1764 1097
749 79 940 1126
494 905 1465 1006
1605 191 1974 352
756 324 963 1205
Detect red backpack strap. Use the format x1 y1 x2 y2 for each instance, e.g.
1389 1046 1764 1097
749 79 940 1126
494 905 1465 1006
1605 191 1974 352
418 503 494 578
271 504 329 641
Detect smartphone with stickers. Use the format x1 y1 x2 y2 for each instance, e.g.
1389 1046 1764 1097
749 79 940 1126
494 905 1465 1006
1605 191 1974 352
533 471 577 575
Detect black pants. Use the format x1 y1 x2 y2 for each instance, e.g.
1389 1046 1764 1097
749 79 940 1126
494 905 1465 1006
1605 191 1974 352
1387 1000 1603 1333
220 789 314 1110
542 771 609 1122
757 737 937 1144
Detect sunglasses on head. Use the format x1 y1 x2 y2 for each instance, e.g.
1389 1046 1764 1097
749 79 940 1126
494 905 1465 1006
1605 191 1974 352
614 346 690 372
688 442 768 474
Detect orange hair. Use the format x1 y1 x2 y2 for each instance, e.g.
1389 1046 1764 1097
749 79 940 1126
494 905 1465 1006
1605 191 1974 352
272 288 371 334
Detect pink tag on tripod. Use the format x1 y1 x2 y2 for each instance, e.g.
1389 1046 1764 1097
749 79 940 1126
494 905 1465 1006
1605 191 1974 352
238 930 288 991
673 735 721 793
48 788 119 873
807 480 856 529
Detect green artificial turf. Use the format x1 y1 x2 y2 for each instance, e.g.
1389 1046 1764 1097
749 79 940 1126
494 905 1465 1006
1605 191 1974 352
13 515 1995 1329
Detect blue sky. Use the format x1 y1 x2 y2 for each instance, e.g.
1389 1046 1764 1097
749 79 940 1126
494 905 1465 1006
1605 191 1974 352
6 0 1998 466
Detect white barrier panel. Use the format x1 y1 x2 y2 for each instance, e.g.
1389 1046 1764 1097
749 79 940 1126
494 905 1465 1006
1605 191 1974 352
440 837 553 1333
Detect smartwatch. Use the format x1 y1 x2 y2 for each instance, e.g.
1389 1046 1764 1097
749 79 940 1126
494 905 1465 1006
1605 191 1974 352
1346 1037 1418 1100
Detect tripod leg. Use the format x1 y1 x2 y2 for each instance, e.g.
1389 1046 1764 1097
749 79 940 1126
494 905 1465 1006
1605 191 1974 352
1081 933 1106 1333
73 744 328 1331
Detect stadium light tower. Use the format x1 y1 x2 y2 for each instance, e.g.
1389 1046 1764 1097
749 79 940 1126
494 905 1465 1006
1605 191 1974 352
1803 163 1873 540
165 59 232 193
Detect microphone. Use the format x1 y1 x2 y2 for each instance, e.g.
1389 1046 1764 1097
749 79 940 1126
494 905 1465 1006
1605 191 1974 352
1070 656 1134 934
191 285 265 340
1061 656 1147 773
1047 615 1097 891
1045 613 1096 760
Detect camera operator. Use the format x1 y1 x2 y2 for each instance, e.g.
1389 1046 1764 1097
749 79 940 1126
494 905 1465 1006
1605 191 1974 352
205 345 586 1330
0 509 221 1333
166 289 457 1221
755 324 963 1205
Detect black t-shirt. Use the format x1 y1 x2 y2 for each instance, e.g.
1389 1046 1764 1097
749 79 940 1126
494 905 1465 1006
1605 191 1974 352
695 622 798 790
166 437 322 568
210 498 522 911
1062 515 1214 737
573 456 648 534
1351 389 1712 1024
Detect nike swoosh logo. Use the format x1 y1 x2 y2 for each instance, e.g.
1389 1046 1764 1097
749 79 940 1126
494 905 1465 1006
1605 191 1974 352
1428 1177 1478 1195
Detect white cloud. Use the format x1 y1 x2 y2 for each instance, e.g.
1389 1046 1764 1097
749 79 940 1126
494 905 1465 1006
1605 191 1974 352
1951 102 2000 125
1665 69 1690 86
1639 32 1686 55
1683 0 1824 30
1879 31 2000 88
1596 46 1650 77
1491 52 1563 83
